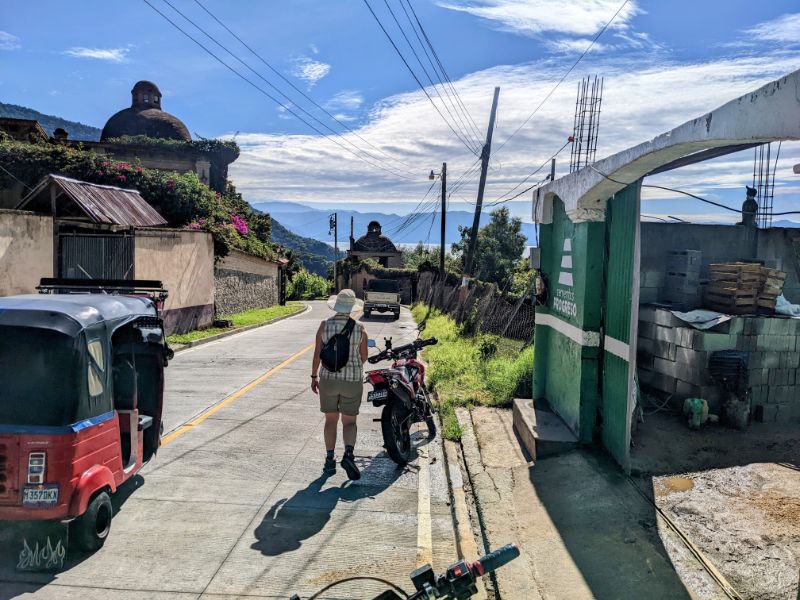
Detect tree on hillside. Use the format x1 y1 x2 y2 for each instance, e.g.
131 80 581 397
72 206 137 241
453 207 527 285
402 242 459 273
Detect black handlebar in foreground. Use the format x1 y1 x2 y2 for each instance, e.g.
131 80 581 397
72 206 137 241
471 543 520 576
368 337 438 364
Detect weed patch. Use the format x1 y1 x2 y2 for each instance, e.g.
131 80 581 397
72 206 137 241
413 304 533 441
168 302 304 345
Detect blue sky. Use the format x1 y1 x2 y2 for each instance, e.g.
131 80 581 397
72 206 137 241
2 0 800 225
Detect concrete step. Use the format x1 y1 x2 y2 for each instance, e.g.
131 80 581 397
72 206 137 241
512 398 579 460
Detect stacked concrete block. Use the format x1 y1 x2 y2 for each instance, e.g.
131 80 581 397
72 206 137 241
663 250 702 311
636 306 800 423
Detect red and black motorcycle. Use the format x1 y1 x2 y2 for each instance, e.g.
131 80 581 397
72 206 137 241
366 336 438 465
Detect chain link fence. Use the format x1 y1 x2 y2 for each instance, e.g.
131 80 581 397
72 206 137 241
416 271 536 342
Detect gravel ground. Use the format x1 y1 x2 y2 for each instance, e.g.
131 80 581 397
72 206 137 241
655 463 800 599
633 412 800 600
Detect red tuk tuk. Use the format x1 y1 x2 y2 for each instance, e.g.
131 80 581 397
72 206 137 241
0 279 172 565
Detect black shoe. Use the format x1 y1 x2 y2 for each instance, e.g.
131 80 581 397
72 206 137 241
323 457 337 475
340 453 361 480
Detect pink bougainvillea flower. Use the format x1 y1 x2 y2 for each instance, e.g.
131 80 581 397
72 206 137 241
198 218 206 226
186 222 201 231
230 213 248 235
118 175 127 183
215 192 221 198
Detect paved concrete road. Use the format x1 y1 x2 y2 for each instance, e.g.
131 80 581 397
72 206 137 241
1 302 457 599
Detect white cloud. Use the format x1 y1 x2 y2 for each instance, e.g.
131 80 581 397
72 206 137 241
309 43 320 55
63 47 129 62
744 13 800 44
436 0 640 37
333 113 357 122
292 57 330 88
545 37 609 54
325 90 364 111
0 31 21 51
228 44 800 226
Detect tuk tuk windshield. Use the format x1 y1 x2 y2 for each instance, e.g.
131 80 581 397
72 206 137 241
0 326 81 427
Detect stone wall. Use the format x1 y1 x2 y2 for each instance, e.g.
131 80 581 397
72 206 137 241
0 210 53 295
214 249 280 316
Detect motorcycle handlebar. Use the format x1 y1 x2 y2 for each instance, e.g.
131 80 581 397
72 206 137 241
471 544 520 577
367 337 438 364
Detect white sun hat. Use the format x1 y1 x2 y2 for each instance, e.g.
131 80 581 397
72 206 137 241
327 289 364 313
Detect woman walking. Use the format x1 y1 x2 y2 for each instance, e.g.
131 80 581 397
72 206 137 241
311 289 368 480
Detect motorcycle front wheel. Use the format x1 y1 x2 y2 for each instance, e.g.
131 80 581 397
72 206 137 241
381 402 413 465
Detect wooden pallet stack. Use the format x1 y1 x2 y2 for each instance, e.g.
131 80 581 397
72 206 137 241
705 262 786 315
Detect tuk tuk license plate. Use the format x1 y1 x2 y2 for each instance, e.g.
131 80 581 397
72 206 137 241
368 389 388 402
22 485 59 507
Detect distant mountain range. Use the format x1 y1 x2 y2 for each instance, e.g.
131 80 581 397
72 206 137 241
270 218 339 277
0 102 101 141
251 200 537 246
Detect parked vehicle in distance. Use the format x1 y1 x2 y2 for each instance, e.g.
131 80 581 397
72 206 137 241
365 334 438 465
364 279 401 320
0 279 172 566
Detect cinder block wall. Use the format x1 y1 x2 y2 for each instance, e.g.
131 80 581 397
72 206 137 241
637 306 800 424
214 249 279 316
639 223 800 306
0 210 53 294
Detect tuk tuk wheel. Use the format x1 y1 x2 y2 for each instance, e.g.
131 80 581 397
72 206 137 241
71 491 113 552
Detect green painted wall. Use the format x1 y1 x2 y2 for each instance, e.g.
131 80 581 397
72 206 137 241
533 197 605 442
601 184 640 469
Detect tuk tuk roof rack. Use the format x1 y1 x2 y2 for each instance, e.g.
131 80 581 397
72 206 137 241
37 278 168 303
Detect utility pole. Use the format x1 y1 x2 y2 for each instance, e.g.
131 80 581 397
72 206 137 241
329 213 338 293
464 86 500 279
439 161 447 282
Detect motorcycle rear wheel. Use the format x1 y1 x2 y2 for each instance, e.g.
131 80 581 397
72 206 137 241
381 403 413 465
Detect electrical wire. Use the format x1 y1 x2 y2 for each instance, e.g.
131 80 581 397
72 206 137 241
362 0 481 156
399 0 483 142
0 164 33 191
155 0 419 181
192 0 420 173
384 0 483 151
490 139 571 205
493 0 630 156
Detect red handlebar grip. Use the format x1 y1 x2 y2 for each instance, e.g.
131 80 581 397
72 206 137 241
472 544 520 577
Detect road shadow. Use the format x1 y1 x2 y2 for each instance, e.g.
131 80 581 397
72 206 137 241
527 448 693 599
630 410 800 475
0 474 145 599
251 452 404 557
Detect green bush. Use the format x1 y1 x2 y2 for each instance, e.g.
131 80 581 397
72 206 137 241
412 304 534 440
0 138 275 260
287 270 330 300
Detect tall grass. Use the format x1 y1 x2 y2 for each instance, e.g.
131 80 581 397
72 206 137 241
413 304 533 440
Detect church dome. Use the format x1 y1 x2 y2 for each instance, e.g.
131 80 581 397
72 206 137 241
100 81 191 142
353 221 398 253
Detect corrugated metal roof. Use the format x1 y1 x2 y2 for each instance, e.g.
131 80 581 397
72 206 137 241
19 174 167 227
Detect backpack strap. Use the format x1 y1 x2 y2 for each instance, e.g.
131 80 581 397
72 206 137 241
341 318 356 338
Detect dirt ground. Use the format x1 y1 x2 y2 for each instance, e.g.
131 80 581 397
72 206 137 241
632 412 800 600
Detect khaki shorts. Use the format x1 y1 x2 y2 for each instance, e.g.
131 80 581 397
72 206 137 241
319 378 363 416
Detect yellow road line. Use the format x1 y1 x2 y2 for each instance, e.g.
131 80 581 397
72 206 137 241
162 343 315 446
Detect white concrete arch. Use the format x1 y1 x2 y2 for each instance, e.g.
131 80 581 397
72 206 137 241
535 69 800 223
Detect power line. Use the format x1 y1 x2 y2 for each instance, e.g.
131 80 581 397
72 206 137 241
0 163 33 191
190 0 419 174
155 0 419 181
362 0 481 156
404 0 482 140
398 0 483 142
490 139 572 205
594 164 800 217
383 0 482 152
493 0 629 156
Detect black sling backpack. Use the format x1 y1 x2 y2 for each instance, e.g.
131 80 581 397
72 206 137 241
319 318 356 372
